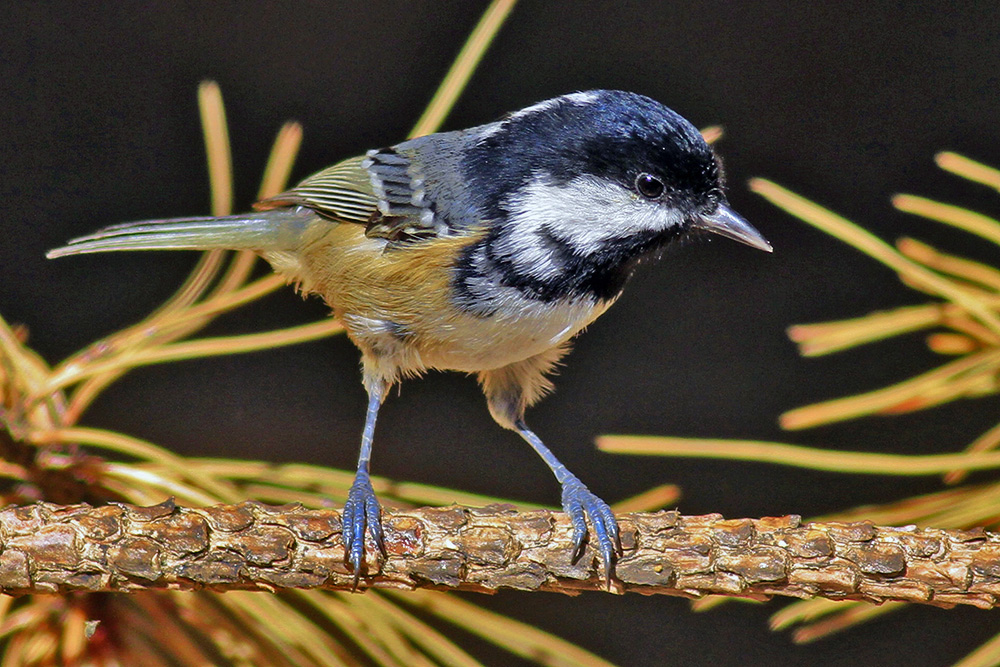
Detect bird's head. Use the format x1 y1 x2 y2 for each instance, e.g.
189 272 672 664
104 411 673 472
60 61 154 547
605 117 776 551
453 90 771 304
471 89 769 251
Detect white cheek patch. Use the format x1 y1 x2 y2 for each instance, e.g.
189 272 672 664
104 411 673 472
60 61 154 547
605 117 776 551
501 174 685 270
492 222 565 281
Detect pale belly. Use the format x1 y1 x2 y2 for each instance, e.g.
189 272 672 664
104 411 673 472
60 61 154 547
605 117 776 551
422 296 609 371
342 292 612 376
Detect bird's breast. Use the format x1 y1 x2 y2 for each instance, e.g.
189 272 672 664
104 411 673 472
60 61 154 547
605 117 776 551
286 221 612 375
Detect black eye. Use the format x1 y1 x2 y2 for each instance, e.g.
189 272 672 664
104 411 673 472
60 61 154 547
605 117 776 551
635 173 664 199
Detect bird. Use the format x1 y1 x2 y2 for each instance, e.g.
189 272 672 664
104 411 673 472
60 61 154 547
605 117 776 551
48 90 772 587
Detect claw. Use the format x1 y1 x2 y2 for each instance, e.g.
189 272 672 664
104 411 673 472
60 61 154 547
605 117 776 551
560 478 619 586
342 470 385 590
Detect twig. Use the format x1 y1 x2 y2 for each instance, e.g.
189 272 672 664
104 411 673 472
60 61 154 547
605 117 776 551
2 500 999 608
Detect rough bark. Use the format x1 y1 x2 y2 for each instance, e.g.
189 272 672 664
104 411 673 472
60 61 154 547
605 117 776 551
0 499 998 608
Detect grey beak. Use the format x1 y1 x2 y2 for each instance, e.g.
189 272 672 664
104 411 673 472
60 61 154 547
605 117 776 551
696 204 772 252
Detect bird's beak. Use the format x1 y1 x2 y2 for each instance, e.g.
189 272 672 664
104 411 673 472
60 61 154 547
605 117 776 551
695 204 772 252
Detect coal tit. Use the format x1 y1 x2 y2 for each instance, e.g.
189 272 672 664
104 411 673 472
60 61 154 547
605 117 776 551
49 90 771 586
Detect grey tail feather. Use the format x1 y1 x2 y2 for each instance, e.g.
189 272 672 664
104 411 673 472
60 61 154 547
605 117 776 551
47 208 314 259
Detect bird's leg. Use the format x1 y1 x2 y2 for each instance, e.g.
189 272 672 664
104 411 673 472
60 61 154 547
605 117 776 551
514 419 622 582
479 348 622 581
342 376 388 589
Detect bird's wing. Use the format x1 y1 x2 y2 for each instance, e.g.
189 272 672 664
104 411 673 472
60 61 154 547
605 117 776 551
255 155 377 224
256 150 444 243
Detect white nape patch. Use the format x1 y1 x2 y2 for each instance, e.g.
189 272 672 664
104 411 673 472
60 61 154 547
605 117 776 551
477 91 601 141
495 174 685 280
507 91 600 122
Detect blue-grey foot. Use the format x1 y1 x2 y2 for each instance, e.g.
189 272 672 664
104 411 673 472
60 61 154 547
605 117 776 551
560 476 622 582
342 470 387 589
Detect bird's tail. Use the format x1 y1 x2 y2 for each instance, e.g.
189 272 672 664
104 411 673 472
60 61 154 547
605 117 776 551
46 208 313 259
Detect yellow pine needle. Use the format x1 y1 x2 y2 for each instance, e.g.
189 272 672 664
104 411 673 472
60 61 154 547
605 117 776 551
191 593 317 666
237 484 346 508
121 632 174 667
0 313 57 405
926 333 979 355
129 593 223 667
388 589 618 667
916 482 1000 529
258 121 304 201
156 272 287 327
98 477 170 507
788 298 1000 357
779 347 1000 429
223 593 346 666
215 250 261 300
750 179 1000 336
897 237 1000 292
44 274 288 396
103 463 223 506
689 595 734 612
31 426 240 503
385 480 549 510
946 420 1000 485
212 120 306 297
897 270 994 301
941 312 1000 346
199 81 234 217
19 631 57 664
201 458 548 509
341 593 481 667
347 599 440 667
937 151 1000 193
597 435 1000 476
790 602 903 644
185 459 363 496
65 372 128 424
701 125 724 144
872 370 1000 413
788 304 943 356
177 594 293 667
0 603 51 640
955 630 1000 667
337 598 437 667
611 484 682 512
0 462 29 483
86 294 358 408
769 597 850 631
0 634 27 667
155 88 235 312
57 319 346 384
893 194 1000 248
153 249 228 318
298 594 411 667
136 452 550 511
811 481 998 527
0 597 14 635
409 0 518 138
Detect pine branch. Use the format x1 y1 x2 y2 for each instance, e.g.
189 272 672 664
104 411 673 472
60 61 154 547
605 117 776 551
1 500 998 607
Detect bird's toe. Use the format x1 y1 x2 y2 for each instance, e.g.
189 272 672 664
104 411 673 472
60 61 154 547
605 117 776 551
342 471 385 589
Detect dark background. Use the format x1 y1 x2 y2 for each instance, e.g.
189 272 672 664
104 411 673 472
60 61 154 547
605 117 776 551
4 2 1000 664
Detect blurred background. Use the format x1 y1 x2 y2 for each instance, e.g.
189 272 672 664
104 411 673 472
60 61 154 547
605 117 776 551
3 2 1000 664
